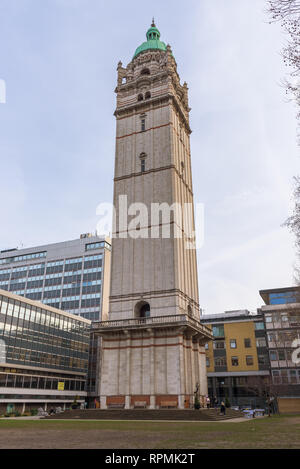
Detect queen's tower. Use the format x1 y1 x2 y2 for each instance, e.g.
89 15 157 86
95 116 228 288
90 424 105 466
94 21 212 409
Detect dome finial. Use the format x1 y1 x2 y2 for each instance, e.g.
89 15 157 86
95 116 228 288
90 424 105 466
134 20 166 59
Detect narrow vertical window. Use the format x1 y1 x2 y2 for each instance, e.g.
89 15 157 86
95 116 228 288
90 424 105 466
141 118 145 132
139 152 147 173
244 338 251 348
246 355 254 366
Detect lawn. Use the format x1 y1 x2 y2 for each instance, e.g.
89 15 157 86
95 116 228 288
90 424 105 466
0 414 299 449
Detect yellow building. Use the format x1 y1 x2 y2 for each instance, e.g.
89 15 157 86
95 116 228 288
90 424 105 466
202 310 270 408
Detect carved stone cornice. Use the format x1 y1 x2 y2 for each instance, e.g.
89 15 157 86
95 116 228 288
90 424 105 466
114 93 191 134
109 288 200 310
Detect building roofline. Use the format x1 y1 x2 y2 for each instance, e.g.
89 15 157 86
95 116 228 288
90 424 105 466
259 286 300 304
0 234 111 259
200 310 261 323
0 289 91 324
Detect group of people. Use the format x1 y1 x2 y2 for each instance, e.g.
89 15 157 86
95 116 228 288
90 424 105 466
206 396 226 415
38 406 63 416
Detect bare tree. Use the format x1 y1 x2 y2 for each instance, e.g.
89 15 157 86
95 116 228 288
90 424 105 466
267 1 300 281
267 1 300 112
285 176 300 284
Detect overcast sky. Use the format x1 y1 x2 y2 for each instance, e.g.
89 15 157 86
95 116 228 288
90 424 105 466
0 0 299 314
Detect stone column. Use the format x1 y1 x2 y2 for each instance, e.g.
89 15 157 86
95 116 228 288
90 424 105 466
149 329 155 409
124 331 131 409
150 395 156 409
190 333 198 397
125 395 130 409
178 329 186 408
178 394 185 409
198 344 208 399
100 396 107 409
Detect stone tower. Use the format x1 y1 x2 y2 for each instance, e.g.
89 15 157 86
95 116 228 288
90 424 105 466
94 21 212 410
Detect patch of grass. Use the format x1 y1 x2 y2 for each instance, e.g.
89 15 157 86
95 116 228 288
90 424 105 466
0 414 299 448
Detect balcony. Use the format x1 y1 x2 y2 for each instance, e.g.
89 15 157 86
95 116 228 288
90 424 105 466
92 314 213 339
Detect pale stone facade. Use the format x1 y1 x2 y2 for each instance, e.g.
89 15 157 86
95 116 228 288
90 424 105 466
95 22 212 409
98 321 210 409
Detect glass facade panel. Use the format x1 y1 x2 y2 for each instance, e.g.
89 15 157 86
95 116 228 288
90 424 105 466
0 293 90 374
212 325 224 337
269 291 297 305
255 322 265 330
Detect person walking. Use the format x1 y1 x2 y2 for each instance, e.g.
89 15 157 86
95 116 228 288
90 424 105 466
206 396 211 408
220 401 226 416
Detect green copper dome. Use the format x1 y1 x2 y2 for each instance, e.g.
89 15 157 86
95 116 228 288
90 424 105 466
133 21 167 59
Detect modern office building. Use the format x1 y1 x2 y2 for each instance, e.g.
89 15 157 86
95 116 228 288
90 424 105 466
0 234 111 322
259 286 300 412
0 289 91 414
0 234 111 405
201 310 270 408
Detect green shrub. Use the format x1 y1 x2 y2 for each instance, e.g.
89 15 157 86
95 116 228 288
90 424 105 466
194 396 201 410
30 409 38 416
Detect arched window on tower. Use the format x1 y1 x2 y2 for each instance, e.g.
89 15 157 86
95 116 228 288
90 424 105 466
141 68 150 76
138 93 144 102
145 91 151 100
134 301 150 319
